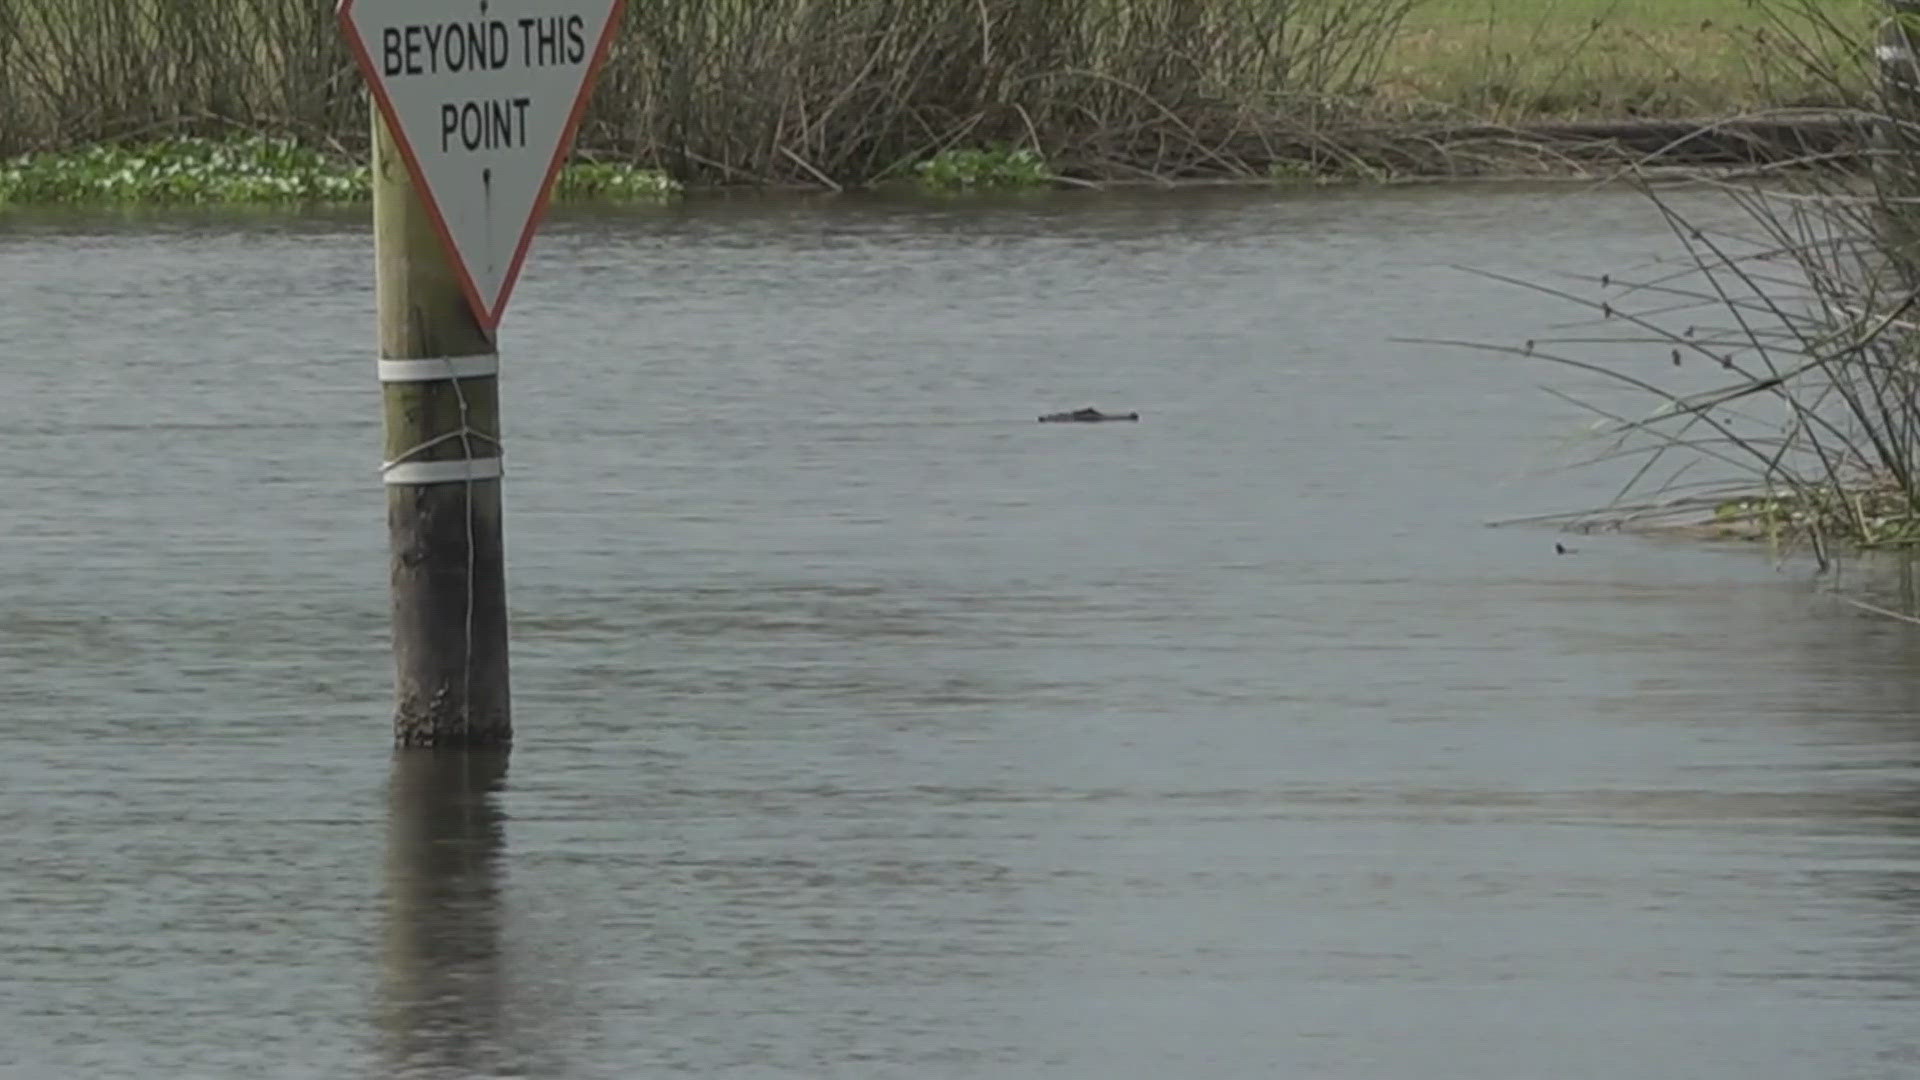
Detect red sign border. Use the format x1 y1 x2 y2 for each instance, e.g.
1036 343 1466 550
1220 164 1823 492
336 0 628 331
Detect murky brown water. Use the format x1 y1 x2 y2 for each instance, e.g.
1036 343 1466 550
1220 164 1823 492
5 184 1920 1079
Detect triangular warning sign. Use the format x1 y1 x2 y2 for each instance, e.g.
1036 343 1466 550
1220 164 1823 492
338 0 626 329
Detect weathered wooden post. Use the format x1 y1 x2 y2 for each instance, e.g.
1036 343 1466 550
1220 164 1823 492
337 0 627 747
372 113 512 747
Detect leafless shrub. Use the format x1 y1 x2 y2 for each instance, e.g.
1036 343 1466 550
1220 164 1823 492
1420 2 1920 563
1 0 1421 183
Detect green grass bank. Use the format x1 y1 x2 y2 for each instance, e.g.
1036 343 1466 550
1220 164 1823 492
1385 0 1870 121
0 0 1887 196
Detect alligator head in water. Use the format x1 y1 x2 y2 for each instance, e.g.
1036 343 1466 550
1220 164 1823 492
1038 407 1140 423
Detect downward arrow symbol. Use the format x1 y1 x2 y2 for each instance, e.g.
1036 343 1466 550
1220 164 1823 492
482 166 495 277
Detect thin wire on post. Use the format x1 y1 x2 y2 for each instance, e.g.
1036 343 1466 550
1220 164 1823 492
377 354 499 743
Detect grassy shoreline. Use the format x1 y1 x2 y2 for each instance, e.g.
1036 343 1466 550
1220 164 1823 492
0 0 1881 200
1382 0 1870 121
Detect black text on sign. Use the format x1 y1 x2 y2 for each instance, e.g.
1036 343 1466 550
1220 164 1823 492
441 97 533 152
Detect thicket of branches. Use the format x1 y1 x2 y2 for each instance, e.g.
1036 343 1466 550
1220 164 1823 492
1 0 1418 182
1449 2 1920 559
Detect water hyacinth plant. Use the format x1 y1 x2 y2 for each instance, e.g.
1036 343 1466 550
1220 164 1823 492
0 137 369 204
554 160 682 200
914 146 1052 191
0 136 681 206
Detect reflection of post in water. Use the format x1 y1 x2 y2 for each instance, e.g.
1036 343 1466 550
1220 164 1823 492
379 749 510 1075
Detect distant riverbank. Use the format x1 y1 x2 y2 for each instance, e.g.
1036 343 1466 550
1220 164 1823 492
1 0 1871 200
0 113 1868 208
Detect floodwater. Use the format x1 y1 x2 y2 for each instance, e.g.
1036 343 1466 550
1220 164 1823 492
4 183 1920 1080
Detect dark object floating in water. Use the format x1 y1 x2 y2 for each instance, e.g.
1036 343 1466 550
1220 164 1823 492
1039 407 1140 423
1555 542 1579 555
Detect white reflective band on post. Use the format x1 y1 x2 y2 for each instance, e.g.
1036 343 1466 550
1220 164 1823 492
376 354 500 383
380 457 505 486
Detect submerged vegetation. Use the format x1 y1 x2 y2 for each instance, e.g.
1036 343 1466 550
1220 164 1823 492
1440 1 1920 559
0 137 678 206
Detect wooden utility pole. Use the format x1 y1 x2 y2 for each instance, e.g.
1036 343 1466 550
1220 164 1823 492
373 109 512 747
342 0 625 747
